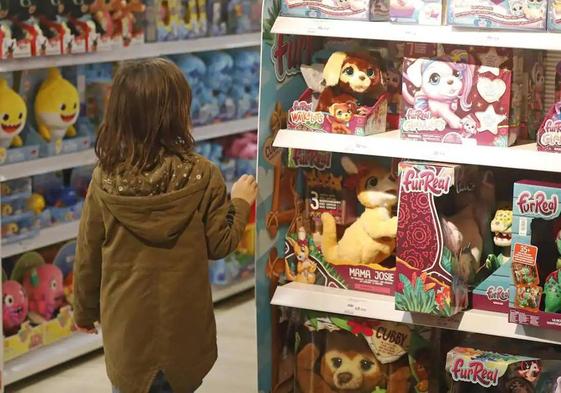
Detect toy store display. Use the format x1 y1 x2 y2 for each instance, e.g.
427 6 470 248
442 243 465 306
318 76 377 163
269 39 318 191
288 51 388 136
4 246 76 361
538 61 561 152
395 161 495 316
549 0 561 31
1 178 39 245
293 311 436 393
280 0 371 21
389 0 442 25
446 347 561 392
509 180 561 330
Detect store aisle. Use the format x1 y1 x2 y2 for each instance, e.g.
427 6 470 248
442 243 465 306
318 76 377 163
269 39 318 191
8 291 257 393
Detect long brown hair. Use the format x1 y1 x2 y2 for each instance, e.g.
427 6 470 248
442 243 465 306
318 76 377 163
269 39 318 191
95 58 194 173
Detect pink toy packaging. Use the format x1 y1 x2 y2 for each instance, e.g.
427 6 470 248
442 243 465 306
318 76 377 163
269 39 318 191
395 161 486 316
537 102 561 152
389 0 443 25
400 56 516 147
280 0 371 20
448 0 547 31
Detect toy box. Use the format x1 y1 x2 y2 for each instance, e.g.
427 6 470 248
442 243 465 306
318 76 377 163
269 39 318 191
43 306 75 345
537 102 561 152
280 0 371 20
293 312 436 393
389 0 442 24
207 0 228 35
283 154 398 295
509 180 561 331
156 0 179 41
550 0 561 32
4 321 45 362
395 161 486 316
446 347 561 391
448 0 547 31
400 57 515 147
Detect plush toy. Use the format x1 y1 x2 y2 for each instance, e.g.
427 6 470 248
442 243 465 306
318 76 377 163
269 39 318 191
284 227 317 284
0 79 26 149
297 331 412 393
34 68 79 143
317 51 384 113
110 0 144 45
201 51 234 92
22 263 65 321
62 0 97 50
90 0 113 36
485 207 512 272
26 193 46 214
36 0 70 54
2 279 28 335
321 156 398 266
0 0 14 56
9 0 42 44
226 132 257 159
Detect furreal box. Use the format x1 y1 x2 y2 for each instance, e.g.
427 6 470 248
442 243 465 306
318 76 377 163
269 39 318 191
537 102 561 152
395 161 481 316
549 0 561 31
448 0 547 31
400 57 515 146
446 347 561 391
389 0 442 24
281 0 371 20
509 180 561 331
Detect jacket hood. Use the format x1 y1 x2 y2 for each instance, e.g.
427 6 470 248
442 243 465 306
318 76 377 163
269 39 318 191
91 157 211 244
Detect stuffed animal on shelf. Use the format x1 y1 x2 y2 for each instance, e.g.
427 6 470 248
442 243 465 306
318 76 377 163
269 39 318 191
284 227 317 284
485 207 512 272
2 279 28 336
62 0 98 50
9 0 41 42
34 68 79 143
317 51 384 113
321 156 398 266
22 263 65 322
0 79 27 149
90 0 113 36
0 0 14 56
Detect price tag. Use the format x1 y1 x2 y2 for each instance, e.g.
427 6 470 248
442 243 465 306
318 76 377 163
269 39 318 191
343 298 370 316
351 142 369 154
431 148 447 159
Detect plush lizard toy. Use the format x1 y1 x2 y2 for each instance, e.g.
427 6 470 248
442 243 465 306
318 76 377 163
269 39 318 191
34 68 79 143
485 208 512 272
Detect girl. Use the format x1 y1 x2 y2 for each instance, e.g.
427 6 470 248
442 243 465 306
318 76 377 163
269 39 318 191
73 58 258 393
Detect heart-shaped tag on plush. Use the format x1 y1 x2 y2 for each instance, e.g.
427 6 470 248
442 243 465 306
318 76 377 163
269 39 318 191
477 77 507 104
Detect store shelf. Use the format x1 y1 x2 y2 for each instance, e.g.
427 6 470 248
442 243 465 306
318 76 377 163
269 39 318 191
0 117 258 182
212 275 255 302
274 129 561 172
272 282 561 345
4 332 103 385
2 221 79 258
192 117 258 141
0 149 97 182
0 33 261 72
272 16 561 50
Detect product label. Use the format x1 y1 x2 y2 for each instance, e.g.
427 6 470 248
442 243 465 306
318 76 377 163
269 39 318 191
516 191 559 218
402 109 446 132
400 167 452 196
450 358 499 388
366 322 410 364
486 286 509 302
540 119 561 147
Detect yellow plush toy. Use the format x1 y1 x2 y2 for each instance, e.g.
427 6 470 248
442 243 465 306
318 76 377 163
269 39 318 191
321 156 398 266
34 68 79 143
0 79 27 149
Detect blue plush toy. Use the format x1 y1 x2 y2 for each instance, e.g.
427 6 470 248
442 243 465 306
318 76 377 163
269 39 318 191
227 0 252 33
173 54 210 124
200 51 234 93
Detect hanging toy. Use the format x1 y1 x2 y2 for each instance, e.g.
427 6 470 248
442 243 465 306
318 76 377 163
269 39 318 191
34 68 79 143
0 79 27 149
2 279 28 336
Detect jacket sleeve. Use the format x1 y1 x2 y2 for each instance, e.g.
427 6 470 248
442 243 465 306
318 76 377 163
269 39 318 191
73 183 105 328
203 165 251 260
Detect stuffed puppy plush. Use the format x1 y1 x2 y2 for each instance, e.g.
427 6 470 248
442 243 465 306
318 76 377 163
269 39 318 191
317 51 384 113
297 331 412 393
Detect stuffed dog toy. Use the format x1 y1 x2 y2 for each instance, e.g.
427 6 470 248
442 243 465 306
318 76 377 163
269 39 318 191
317 51 384 113
402 58 476 134
328 101 356 134
321 156 398 266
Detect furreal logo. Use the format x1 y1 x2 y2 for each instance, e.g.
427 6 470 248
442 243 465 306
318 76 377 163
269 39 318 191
486 286 509 302
402 108 446 132
540 119 561 146
516 191 559 218
289 101 325 127
289 149 332 171
450 358 499 388
400 168 452 196
271 35 315 83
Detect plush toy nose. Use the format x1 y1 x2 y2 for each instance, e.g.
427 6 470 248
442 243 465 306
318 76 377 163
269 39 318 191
447 79 454 85
338 372 353 384
359 75 366 81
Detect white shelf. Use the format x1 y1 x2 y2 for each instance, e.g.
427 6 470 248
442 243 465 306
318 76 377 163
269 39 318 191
212 275 255 302
192 117 258 141
4 275 255 385
272 282 561 345
0 117 258 182
274 129 561 172
4 332 103 385
0 33 261 72
0 149 97 182
272 16 561 50
2 221 79 258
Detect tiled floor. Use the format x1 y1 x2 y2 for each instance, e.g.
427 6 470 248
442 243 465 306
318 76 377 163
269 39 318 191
7 291 257 393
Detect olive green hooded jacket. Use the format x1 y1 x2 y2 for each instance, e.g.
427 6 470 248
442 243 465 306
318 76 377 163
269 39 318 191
73 154 250 393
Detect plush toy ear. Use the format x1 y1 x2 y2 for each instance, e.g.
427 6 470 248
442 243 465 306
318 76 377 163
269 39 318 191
405 59 426 89
323 52 347 87
30 268 39 288
341 156 359 175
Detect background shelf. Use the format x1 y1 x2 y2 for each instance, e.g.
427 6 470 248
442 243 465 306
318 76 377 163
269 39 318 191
272 282 561 345
272 17 561 50
273 129 558 172
2 222 80 258
0 117 258 182
0 33 261 72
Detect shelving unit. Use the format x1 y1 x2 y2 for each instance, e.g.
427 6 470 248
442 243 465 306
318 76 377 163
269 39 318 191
2 221 79 258
0 117 258 182
272 283 561 345
274 129 558 172
272 17 561 50
0 33 261 72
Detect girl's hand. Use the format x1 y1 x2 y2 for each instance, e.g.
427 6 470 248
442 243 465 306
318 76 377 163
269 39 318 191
231 174 258 206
